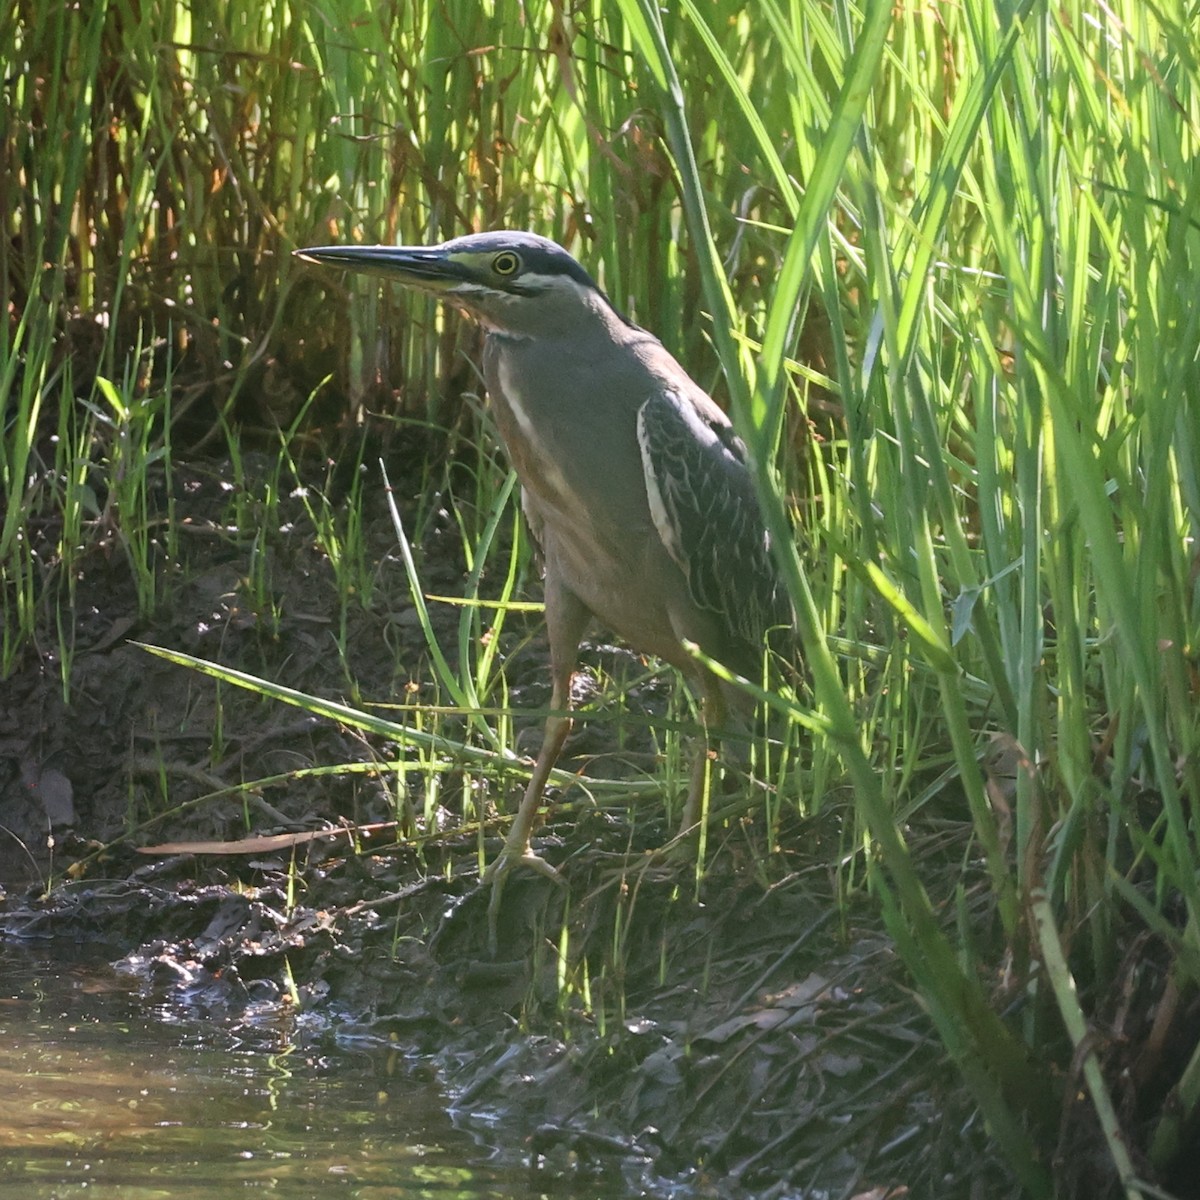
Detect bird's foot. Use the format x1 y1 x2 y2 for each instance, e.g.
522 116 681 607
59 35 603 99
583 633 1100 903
482 844 566 956
481 846 563 886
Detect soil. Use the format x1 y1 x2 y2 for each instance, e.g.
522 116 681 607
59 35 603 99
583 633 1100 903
0 449 1014 1199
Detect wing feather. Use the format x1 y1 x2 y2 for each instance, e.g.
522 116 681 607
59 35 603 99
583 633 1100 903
636 388 790 665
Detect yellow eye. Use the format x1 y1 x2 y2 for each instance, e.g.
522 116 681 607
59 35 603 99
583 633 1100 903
492 251 520 276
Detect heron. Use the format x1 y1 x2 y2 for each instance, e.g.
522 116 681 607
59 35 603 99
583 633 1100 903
295 232 791 911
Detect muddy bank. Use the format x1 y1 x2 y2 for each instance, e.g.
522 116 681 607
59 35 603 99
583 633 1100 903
0 454 1009 1198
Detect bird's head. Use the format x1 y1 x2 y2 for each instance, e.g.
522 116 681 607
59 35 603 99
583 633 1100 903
294 231 616 337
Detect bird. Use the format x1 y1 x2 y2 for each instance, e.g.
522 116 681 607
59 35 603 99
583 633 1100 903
295 232 791 902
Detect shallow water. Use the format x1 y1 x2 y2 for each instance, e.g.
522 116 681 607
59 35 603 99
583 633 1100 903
0 945 635 1199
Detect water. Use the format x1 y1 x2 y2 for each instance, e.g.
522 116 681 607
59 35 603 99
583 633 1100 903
0 946 635 1199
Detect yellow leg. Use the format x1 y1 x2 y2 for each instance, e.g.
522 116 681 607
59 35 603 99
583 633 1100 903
482 711 572 885
483 573 588 950
482 709 571 951
679 678 726 836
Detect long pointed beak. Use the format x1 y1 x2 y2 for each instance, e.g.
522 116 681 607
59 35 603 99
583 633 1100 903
293 244 467 290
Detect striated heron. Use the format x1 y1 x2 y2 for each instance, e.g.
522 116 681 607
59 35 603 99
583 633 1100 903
295 232 791 905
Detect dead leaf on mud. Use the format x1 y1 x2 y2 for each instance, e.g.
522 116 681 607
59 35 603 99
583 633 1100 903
697 1006 792 1044
765 971 832 1008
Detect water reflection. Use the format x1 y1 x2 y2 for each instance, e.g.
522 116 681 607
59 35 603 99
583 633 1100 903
0 947 626 1199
